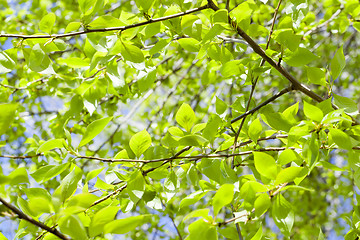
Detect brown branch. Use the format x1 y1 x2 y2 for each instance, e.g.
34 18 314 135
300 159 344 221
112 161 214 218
218 212 249 227
0 154 42 159
88 183 127 209
0 197 69 240
77 147 295 163
207 0 325 103
231 86 294 124
0 5 209 39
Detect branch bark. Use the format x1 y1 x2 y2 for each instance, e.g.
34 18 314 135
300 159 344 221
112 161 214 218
0 5 209 39
0 197 69 240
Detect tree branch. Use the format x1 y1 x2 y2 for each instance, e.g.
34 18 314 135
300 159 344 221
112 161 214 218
231 85 294 124
0 197 69 240
0 5 209 39
207 0 325 103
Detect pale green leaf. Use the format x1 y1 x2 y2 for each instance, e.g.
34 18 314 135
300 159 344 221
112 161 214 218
79 116 113 148
129 129 152 158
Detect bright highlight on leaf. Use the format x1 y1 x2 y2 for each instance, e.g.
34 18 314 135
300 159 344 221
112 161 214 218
212 184 234 216
175 103 196 132
253 152 278 180
129 129 152 158
78 116 113 148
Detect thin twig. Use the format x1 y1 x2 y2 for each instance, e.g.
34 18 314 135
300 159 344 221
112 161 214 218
231 0 283 168
0 197 69 240
0 5 209 39
207 0 325 103
304 8 343 37
231 86 294 124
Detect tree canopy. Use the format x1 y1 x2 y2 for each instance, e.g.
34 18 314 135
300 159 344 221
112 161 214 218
1 0 360 239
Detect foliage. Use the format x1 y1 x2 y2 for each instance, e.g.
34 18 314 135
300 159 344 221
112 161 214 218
0 0 360 239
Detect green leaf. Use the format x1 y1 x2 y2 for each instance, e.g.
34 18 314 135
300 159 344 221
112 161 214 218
180 190 208 209
272 194 294 236
278 149 300 165
333 94 359 116
164 170 180 193
187 218 218 240
135 0 154 11
175 103 196 132
104 215 152 234
330 46 346 79
220 60 242 77
250 227 263 240
248 118 262 142
0 51 16 74
275 167 304 185
65 22 81 33
284 47 318 67
0 103 17 136
27 44 52 73
127 170 145 203
329 128 353 150
303 101 323 122
273 29 301 52
54 165 82 202
254 193 271 217
89 206 120 237
31 163 70 183
178 134 208 147
78 116 113 148
57 57 90 68
231 1 254 23
306 67 327 86
89 16 124 28
129 129 152 158
203 115 221 143
59 215 87 239
253 152 278 180
39 12 56 34
37 138 67 153
215 97 227 115
212 184 234 216
119 42 144 63
178 38 200 52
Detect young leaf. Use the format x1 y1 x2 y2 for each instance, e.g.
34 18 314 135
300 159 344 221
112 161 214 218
253 152 278 180
254 193 271 217
212 184 234 216
330 46 346 79
104 215 152 234
54 165 82 202
248 118 262 142
333 94 359 116
0 103 17 136
127 170 145 203
89 206 120 237
303 101 323 122
283 47 318 67
37 138 67 154
178 38 200 52
119 42 144 63
275 167 304 185
0 51 16 74
215 97 227 115
175 103 196 132
78 116 113 148
329 128 352 150
129 129 152 158
39 12 56 34
306 67 326 86
272 194 294 236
